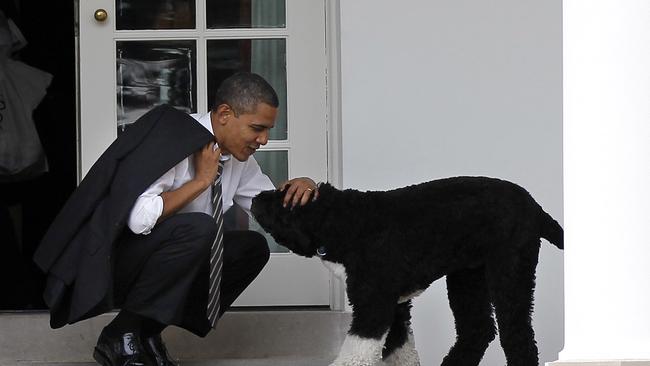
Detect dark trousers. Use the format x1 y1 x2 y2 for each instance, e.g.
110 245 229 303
112 212 270 336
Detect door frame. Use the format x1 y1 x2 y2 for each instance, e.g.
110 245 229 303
325 0 346 311
74 0 347 310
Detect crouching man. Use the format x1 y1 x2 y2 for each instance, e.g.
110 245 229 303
34 72 317 366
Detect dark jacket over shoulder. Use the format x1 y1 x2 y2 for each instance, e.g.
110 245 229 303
33 105 213 329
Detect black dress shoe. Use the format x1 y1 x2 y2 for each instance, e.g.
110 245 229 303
93 330 150 366
142 333 178 366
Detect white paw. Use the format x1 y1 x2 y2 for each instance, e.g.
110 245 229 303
330 333 387 366
381 332 420 366
329 360 374 366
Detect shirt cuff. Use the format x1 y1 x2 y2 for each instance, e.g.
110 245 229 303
127 195 164 235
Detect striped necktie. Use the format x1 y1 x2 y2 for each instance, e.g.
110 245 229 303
207 161 224 327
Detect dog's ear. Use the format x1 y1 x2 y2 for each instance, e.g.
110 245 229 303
266 210 318 257
316 182 334 195
283 218 317 257
251 189 319 257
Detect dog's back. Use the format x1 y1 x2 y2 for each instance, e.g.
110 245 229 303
375 176 562 248
338 176 562 283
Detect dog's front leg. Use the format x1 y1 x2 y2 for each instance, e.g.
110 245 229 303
381 301 420 366
330 332 388 366
381 328 420 366
330 299 395 366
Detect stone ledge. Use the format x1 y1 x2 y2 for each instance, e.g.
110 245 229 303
0 310 351 364
547 361 650 366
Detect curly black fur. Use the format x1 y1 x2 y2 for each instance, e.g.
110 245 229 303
251 176 563 366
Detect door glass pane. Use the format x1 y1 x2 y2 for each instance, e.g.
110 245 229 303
116 40 197 131
223 150 289 253
206 0 285 29
207 39 287 140
255 150 288 187
116 0 196 30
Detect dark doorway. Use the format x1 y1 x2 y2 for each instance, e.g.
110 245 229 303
0 0 76 310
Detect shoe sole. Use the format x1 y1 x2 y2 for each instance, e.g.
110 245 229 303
93 347 147 366
92 347 112 366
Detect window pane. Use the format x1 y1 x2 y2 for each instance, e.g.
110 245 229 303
116 0 196 30
252 150 289 253
223 150 289 253
207 39 287 140
206 0 285 29
254 150 288 187
116 40 197 131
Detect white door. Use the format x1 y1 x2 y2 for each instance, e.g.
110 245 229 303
78 0 330 306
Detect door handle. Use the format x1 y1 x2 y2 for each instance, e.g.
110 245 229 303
94 9 108 22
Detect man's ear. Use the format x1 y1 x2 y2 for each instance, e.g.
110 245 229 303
215 104 235 125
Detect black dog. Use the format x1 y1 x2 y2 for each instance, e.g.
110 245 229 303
251 177 563 366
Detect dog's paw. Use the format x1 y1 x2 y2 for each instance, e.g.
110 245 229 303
381 348 421 366
329 353 382 366
381 332 420 366
328 360 375 366
330 332 387 366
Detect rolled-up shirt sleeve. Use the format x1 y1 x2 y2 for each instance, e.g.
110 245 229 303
127 164 179 235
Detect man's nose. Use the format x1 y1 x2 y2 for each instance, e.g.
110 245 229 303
257 131 269 145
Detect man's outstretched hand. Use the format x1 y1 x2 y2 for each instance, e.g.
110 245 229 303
279 177 318 208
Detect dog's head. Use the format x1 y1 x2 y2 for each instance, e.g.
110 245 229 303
251 184 334 258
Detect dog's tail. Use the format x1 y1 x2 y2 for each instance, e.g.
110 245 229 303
539 208 564 249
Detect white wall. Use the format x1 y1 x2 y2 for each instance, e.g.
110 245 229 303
339 0 563 365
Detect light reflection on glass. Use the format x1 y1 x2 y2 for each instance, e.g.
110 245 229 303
116 40 197 131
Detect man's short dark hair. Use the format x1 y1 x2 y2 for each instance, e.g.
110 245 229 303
212 72 280 116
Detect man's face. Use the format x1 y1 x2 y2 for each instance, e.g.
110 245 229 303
214 102 277 161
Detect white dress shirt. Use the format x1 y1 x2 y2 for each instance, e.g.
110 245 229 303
127 111 275 235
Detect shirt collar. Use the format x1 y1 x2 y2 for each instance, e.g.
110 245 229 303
196 111 231 163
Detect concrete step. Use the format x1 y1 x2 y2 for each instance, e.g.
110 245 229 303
16 357 333 366
0 309 351 365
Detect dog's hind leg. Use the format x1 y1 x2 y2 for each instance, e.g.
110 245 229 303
441 266 496 366
486 240 540 366
381 301 420 366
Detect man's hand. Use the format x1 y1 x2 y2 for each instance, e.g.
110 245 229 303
158 143 221 223
193 142 222 188
279 177 318 208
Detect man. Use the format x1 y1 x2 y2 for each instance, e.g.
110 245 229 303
34 73 317 366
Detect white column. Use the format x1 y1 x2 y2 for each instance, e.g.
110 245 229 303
550 1 650 365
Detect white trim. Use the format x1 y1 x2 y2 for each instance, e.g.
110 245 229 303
325 0 347 312
74 4 82 185
113 30 289 40
547 362 650 366
196 36 208 115
326 0 343 189
258 141 291 150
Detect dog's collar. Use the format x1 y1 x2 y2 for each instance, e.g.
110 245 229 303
316 246 327 257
